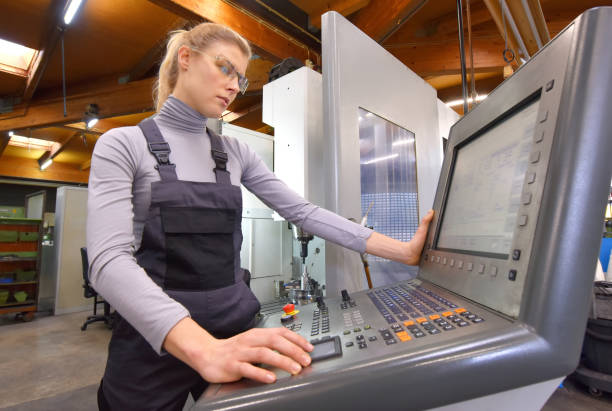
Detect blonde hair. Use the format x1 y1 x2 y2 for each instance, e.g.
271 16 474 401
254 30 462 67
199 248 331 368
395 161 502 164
154 23 251 112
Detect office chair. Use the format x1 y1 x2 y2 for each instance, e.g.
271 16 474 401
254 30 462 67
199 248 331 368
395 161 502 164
80 247 114 330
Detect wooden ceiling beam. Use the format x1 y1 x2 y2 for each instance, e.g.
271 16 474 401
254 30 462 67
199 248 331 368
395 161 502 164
388 37 508 77
482 0 521 66
148 0 317 62
526 0 550 44
0 131 10 157
222 103 262 123
0 77 155 133
46 131 80 159
0 155 89 184
350 0 427 43
22 0 66 102
428 2 492 37
309 0 371 29
126 17 190 82
506 0 540 56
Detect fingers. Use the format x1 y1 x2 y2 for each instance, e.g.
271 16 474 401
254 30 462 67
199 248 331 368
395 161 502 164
245 328 312 367
238 361 276 384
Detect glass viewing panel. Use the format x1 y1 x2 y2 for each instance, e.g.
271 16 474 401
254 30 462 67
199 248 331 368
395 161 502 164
436 98 541 259
359 108 418 263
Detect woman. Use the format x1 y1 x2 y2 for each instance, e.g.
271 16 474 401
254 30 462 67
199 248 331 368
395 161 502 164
87 22 433 410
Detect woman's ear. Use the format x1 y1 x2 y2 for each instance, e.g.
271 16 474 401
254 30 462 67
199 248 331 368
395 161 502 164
177 45 191 71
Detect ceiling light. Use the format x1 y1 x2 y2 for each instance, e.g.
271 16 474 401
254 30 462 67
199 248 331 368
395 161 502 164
8 134 59 151
64 0 84 25
37 152 53 171
8 131 14 136
83 103 99 129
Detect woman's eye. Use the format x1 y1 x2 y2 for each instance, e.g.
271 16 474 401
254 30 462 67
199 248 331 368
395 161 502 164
219 64 231 76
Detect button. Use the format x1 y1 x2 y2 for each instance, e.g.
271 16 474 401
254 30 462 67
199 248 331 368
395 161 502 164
473 317 484 323
457 260 464 269
356 335 364 341
404 320 415 327
490 266 498 277
364 325 371 330
358 342 367 349
396 331 411 342
442 311 453 317
414 331 425 338
449 259 455 267
416 317 427 324
458 321 469 327
443 325 455 330
546 79 554 91
429 314 440 320
527 173 536 184
310 338 320 343
466 262 473 271
311 331 319 336
535 131 544 143
385 338 397 345
478 264 485 274
518 215 528 226
428 328 441 335
343 330 350 335
512 249 521 260
353 327 361 332
345 341 354 347
530 151 541 163
381 331 393 340
522 193 532 205
455 308 466 313
539 110 548 123
320 336 332 342
442 257 447 265
368 336 377 342
509 269 518 281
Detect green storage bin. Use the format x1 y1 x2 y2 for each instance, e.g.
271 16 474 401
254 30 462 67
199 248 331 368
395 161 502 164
0 206 25 218
16 271 36 282
0 290 9 304
13 291 28 302
18 231 39 242
0 231 18 242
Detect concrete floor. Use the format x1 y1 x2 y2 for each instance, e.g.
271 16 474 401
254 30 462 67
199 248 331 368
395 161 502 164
1 311 612 410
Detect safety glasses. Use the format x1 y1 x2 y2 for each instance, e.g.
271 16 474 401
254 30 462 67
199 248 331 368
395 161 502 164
191 48 249 94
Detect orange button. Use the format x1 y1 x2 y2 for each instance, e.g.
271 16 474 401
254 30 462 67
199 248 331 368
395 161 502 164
283 303 295 314
404 320 415 327
429 314 440 320
442 311 453 317
455 308 466 313
416 317 427 323
396 331 411 342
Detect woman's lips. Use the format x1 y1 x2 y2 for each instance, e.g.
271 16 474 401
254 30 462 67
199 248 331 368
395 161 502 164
217 96 229 106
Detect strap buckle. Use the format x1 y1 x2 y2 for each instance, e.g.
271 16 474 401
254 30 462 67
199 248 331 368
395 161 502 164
212 149 228 170
148 142 171 165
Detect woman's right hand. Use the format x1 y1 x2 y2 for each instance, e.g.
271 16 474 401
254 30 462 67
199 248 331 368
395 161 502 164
163 317 313 384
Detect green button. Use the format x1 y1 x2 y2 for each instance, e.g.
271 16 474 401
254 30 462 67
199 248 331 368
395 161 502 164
364 325 371 330
354 327 361 332
343 330 351 335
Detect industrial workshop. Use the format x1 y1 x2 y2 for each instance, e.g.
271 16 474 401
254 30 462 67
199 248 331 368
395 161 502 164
1 1 611 410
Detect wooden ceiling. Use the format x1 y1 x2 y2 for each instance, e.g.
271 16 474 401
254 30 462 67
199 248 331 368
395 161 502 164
0 0 609 184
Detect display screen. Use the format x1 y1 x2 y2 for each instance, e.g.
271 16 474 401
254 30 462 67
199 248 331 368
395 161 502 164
436 97 541 258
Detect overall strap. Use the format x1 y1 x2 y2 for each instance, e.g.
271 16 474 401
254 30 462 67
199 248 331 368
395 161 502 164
207 128 231 185
138 118 178 181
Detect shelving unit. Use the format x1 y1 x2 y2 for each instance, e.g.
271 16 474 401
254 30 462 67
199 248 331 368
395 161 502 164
0 217 43 321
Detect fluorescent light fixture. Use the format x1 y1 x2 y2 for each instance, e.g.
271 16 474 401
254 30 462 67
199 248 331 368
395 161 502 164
446 94 488 108
392 138 415 147
64 0 84 25
8 131 14 136
362 153 399 165
8 135 59 151
39 158 53 171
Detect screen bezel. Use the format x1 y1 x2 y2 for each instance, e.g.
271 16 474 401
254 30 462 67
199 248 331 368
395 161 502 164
433 89 543 260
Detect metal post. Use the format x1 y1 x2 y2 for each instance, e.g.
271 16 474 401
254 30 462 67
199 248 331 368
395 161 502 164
457 0 469 114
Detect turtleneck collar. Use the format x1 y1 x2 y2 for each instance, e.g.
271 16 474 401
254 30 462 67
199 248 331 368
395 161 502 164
155 95 208 133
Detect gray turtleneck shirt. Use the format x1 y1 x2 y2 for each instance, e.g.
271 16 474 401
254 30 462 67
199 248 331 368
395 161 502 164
87 95 373 354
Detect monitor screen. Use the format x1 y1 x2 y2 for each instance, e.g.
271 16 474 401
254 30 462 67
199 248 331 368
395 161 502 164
436 97 541 259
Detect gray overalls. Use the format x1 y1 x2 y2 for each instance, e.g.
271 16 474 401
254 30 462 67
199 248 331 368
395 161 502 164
98 118 260 410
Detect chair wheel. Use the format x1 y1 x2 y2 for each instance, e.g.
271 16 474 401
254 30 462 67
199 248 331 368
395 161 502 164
588 386 602 397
